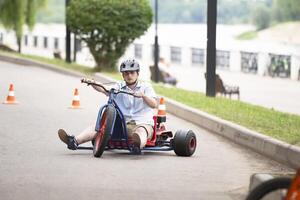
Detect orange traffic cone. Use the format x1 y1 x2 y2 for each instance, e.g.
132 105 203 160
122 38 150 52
3 84 18 104
157 97 166 123
69 88 81 109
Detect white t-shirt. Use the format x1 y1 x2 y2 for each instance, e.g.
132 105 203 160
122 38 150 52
113 81 157 125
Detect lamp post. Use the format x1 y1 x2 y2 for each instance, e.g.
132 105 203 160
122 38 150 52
65 0 71 63
206 0 217 97
154 0 159 83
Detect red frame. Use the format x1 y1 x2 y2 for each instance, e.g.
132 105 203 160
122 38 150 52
145 116 170 147
285 168 300 200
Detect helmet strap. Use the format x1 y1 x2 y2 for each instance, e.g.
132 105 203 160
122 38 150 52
126 79 138 87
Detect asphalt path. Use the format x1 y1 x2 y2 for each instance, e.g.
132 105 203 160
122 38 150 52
0 60 292 200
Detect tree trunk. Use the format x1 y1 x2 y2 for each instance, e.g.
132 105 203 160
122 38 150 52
94 57 117 72
17 37 22 53
88 43 119 72
90 51 109 71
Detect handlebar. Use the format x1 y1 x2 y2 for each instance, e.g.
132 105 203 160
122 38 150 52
81 78 135 96
81 78 109 93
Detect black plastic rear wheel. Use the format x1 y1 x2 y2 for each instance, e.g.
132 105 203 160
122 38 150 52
245 177 291 200
93 106 115 157
173 130 196 156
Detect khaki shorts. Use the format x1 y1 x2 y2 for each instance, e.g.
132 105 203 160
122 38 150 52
126 121 154 140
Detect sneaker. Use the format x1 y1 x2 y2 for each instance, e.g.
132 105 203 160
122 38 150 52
58 129 78 150
131 133 142 155
131 145 142 155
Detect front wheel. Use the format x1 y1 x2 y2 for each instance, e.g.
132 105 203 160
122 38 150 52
173 130 197 156
245 177 292 200
93 106 115 157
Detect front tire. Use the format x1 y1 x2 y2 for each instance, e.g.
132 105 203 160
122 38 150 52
173 130 197 156
245 177 292 200
93 106 115 157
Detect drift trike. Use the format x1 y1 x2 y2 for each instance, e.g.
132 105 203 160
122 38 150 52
78 78 197 157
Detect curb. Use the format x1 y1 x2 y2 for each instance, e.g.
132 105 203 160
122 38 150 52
164 98 300 169
1 52 299 169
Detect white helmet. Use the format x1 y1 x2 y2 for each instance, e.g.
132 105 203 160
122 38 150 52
119 59 140 72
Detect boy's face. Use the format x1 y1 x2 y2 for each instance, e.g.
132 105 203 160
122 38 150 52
122 71 139 85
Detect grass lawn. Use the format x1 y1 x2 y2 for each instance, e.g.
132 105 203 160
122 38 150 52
0 50 95 75
153 85 300 146
1 50 300 146
236 30 257 40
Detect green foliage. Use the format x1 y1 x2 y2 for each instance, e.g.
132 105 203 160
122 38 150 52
0 0 46 52
273 0 300 22
0 0 25 40
67 0 152 71
251 0 300 29
26 0 47 28
252 5 271 30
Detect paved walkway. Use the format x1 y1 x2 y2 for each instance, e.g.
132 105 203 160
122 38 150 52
140 66 300 116
0 58 294 200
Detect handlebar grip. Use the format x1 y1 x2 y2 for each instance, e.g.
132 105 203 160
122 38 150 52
81 78 88 83
81 78 93 85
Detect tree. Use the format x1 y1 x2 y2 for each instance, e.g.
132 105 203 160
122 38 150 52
67 0 152 71
273 0 300 22
252 5 271 30
0 0 46 53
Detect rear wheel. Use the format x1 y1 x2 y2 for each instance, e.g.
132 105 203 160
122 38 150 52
245 177 292 200
173 130 196 156
93 106 115 157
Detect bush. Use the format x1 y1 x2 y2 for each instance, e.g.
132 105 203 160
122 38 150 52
252 6 271 30
67 0 152 71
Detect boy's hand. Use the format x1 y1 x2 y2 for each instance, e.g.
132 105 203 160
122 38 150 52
159 123 166 130
81 78 95 85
